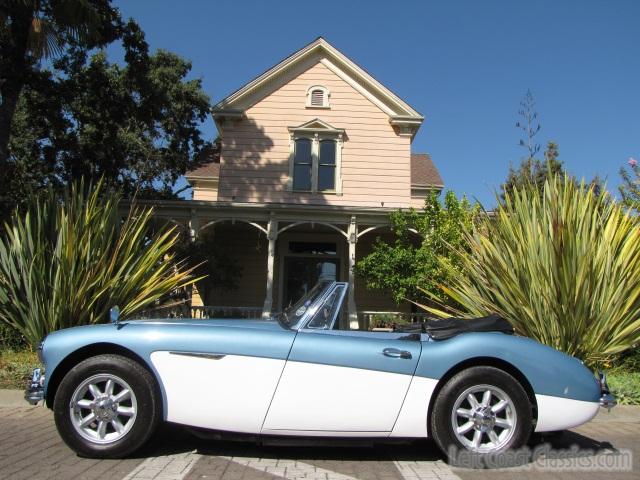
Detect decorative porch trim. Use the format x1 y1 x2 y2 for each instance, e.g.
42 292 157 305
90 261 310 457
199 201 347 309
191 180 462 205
133 200 398 328
200 218 268 236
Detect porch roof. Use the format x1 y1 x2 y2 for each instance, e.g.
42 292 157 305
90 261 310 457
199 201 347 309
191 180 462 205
130 199 396 227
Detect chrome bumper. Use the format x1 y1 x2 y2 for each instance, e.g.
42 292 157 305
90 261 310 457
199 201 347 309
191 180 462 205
598 370 617 410
24 368 45 405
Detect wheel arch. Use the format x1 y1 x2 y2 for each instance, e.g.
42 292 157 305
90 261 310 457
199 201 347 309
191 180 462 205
45 343 162 411
426 356 538 437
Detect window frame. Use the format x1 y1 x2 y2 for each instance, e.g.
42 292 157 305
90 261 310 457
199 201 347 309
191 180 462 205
318 139 337 192
292 138 313 191
288 130 343 194
305 85 330 109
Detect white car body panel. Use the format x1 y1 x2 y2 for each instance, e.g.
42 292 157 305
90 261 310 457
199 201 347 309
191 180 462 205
262 361 412 432
150 351 285 433
534 394 599 432
389 376 439 437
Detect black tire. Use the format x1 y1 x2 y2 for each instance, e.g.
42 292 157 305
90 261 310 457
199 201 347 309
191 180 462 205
431 366 533 468
53 354 161 458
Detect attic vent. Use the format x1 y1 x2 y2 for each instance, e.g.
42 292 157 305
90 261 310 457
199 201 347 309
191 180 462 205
311 89 324 106
306 86 330 108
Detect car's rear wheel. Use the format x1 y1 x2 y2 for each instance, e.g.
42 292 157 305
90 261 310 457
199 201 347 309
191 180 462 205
53 354 161 458
431 366 533 467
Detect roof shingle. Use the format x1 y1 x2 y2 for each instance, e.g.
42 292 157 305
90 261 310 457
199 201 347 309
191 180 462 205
185 162 220 178
411 153 444 188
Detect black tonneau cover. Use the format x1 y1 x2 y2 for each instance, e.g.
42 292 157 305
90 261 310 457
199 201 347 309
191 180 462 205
394 314 514 340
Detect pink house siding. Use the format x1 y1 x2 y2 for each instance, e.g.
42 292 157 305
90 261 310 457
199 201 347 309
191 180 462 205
217 62 412 208
183 39 443 320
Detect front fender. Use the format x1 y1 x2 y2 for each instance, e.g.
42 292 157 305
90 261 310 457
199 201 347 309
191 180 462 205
40 321 296 417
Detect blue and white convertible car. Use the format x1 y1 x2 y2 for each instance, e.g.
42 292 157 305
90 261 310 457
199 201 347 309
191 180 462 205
26 281 615 460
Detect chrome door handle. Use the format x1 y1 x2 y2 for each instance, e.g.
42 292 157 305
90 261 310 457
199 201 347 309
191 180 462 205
382 348 412 359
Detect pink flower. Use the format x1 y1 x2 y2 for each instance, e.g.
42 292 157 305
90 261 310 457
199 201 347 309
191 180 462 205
629 157 638 167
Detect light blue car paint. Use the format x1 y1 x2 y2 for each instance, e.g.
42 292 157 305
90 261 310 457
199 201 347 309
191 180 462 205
41 319 296 416
416 333 600 403
290 330 421 376
39 281 600 419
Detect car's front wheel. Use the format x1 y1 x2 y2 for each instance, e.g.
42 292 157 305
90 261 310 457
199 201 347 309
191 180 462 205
53 354 161 458
431 366 533 466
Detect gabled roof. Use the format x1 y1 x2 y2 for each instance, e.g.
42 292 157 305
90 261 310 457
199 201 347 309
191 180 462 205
411 154 444 188
213 37 424 129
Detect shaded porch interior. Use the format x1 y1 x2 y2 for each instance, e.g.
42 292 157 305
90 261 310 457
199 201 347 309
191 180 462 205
191 221 415 325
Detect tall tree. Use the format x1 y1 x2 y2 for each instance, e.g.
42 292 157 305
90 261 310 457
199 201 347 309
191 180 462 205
501 91 565 200
515 89 541 160
0 0 120 165
502 141 565 200
2 9 212 217
619 157 640 210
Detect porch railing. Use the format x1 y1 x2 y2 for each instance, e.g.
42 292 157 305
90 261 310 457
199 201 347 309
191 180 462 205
358 310 434 330
138 306 434 326
191 306 263 319
138 304 262 319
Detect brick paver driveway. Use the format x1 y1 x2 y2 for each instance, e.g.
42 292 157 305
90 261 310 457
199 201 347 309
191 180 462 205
0 406 637 480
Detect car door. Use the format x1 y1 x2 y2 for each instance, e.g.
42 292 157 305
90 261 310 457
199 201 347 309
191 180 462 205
149 322 295 434
263 286 421 434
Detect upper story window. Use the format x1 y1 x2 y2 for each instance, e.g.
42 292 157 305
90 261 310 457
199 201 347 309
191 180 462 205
292 137 337 192
318 140 336 191
293 138 313 191
288 119 344 194
306 85 330 108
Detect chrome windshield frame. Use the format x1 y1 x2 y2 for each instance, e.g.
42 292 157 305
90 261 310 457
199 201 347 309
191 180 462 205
276 281 349 331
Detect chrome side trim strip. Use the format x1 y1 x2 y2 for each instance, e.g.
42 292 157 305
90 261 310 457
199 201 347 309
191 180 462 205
169 351 226 360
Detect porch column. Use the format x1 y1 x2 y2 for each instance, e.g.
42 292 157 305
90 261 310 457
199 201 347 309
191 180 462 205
262 213 278 319
347 215 358 329
188 209 199 241
188 211 203 314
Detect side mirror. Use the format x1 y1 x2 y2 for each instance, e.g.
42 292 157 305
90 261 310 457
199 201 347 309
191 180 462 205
109 306 120 325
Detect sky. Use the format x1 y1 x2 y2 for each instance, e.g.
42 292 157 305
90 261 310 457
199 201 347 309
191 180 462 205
111 0 639 207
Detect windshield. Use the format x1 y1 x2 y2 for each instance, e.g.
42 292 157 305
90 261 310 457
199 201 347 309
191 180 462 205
276 280 333 329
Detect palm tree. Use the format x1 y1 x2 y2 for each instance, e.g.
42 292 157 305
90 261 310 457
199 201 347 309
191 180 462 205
0 0 115 164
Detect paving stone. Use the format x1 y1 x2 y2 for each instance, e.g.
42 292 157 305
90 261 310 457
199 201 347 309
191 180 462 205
1 406 638 480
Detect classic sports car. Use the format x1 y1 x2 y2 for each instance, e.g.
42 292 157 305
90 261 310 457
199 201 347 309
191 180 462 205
26 280 615 460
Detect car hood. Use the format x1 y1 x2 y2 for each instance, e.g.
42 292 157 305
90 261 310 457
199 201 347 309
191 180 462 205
122 317 285 331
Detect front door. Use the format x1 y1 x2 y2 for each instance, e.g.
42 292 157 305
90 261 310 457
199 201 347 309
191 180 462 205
282 257 340 308
263 326 421 433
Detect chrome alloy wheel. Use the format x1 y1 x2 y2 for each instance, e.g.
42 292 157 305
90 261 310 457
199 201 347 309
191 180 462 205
69 374 138 444
451 384 517 453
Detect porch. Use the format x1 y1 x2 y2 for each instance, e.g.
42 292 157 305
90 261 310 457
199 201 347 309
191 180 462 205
140 303 431 330
139 200 422 328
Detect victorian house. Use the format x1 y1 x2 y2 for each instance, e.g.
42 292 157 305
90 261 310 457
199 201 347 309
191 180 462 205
154 38 443 327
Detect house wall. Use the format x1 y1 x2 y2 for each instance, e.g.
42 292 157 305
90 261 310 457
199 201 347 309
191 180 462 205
410 188 428 208
204 224 267 308
217 61 412 208
192 179 219 201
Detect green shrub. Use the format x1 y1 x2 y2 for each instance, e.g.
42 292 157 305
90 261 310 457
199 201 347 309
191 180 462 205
0 323 26 350
419 174 640 368
0 179 201 347
356 191 479 306
369 313 400 329
0 349 41 389
607 372 640 405
613 347 640 373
